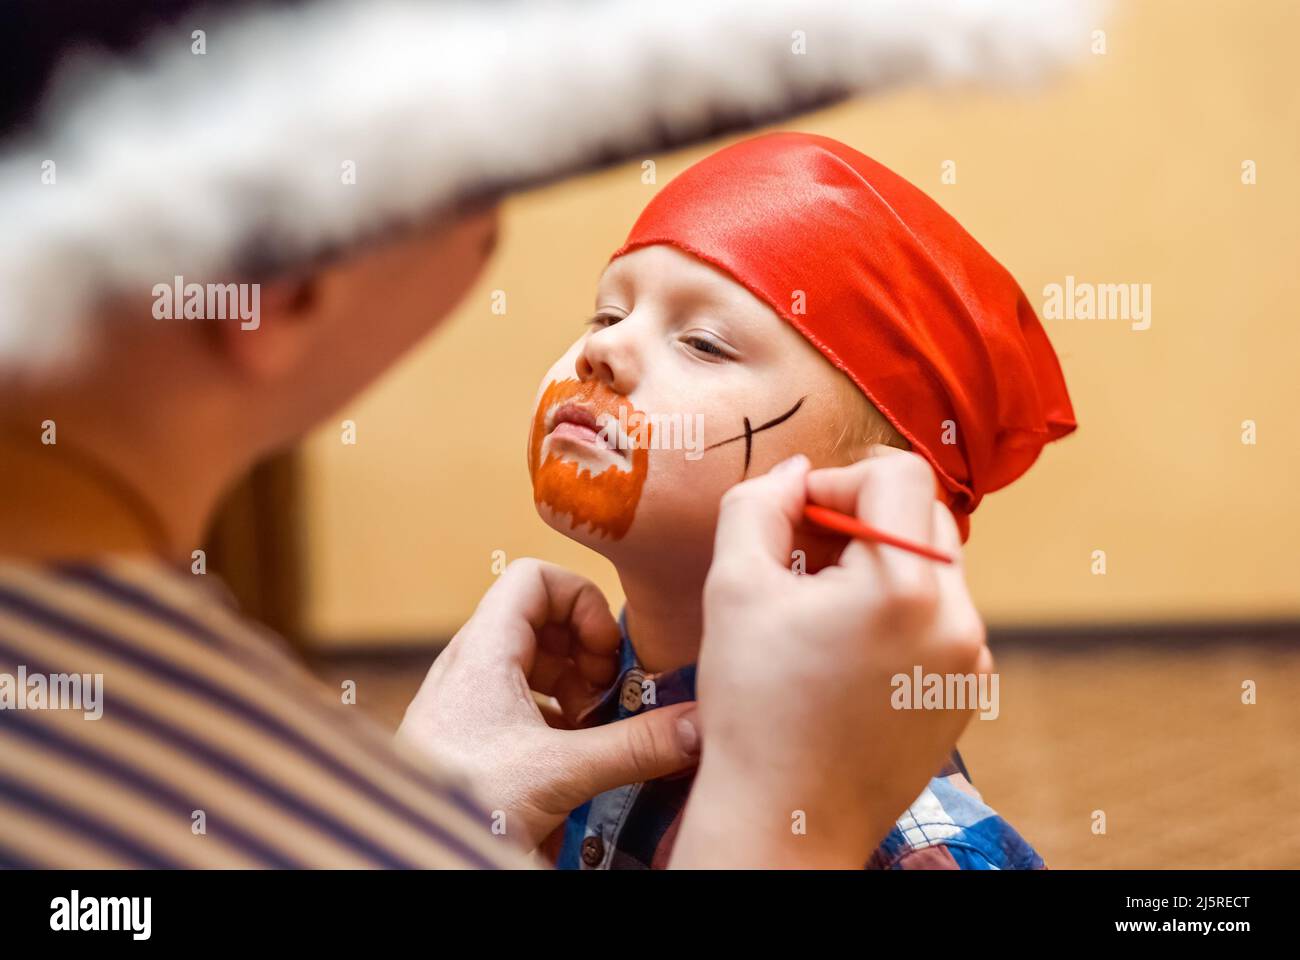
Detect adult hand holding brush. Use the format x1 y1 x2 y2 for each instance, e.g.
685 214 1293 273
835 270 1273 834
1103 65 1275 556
673 447 988 868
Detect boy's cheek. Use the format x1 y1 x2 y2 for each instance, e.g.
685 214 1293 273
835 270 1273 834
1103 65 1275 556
634 448 740 532
535 350 581 400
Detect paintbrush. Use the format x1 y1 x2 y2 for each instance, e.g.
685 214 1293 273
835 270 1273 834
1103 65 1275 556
802 504 955 564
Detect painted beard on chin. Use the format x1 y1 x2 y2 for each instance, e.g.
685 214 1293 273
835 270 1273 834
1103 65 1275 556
528 378 652 541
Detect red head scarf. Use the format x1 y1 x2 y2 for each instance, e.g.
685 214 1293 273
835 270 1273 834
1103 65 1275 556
608 131 1076 541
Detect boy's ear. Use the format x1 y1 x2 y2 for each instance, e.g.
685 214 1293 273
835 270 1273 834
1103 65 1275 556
214 275 320 381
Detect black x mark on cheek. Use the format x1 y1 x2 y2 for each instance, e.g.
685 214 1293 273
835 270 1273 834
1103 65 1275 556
704 396 807 479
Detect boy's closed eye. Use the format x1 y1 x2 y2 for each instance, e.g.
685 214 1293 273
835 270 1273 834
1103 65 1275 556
584 310 738 363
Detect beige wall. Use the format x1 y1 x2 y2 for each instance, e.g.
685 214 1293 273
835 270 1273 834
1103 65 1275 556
296 0 1300 648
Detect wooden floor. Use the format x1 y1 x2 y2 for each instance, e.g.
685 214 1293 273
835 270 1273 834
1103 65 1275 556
957 640 1300 869
311 638 1300 868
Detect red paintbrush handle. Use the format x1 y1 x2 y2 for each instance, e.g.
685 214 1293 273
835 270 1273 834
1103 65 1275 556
802 504 955 564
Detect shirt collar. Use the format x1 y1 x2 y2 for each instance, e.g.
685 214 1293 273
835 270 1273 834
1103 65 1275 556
579 609 696 726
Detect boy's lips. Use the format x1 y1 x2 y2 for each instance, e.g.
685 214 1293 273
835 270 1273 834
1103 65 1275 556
545 401 630 461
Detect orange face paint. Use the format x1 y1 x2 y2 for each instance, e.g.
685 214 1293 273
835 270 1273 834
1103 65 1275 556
528 378 653 540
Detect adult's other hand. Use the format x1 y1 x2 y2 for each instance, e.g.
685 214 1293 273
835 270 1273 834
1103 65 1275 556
398 559 699 851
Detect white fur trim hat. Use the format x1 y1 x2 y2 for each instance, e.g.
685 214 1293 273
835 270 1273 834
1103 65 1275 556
0 0 1095 367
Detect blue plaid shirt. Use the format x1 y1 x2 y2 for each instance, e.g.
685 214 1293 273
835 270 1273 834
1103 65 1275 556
544 616 1046 870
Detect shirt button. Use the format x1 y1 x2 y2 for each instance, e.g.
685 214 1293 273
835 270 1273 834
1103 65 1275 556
620 669 646 713
580 834 605 867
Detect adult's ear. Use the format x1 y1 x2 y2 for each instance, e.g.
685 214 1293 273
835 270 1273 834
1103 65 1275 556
213 275 320 381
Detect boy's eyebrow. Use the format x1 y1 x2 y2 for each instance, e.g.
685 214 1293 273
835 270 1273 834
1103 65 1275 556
602 284 740 320
593 264 629 307
596 259 748 322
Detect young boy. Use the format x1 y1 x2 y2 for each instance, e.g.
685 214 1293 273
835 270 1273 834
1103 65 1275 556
527 131 1076 869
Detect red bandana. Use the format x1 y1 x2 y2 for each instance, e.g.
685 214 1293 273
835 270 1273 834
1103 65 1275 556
608 132 1077 541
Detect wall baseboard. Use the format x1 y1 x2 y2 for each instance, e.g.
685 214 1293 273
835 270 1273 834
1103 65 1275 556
302 619 1300 666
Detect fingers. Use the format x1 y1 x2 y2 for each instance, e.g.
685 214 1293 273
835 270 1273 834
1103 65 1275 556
531 691 572 729
929 500 987 668
804 445 926 519
557 703 701 801
930 499 965 568
473 560 621 721
528 647 617 724
710 454 809 582
806 448 938 592
536 622 618 688
930 502 973 616
805 447 887 513
478 559 621 668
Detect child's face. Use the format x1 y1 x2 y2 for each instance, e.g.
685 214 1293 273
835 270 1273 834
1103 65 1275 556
529 244 863 564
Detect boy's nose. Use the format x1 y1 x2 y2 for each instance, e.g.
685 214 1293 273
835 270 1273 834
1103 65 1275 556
576 323 640 395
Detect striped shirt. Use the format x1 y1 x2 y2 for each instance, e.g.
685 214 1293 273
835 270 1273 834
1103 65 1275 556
0 559 532 868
